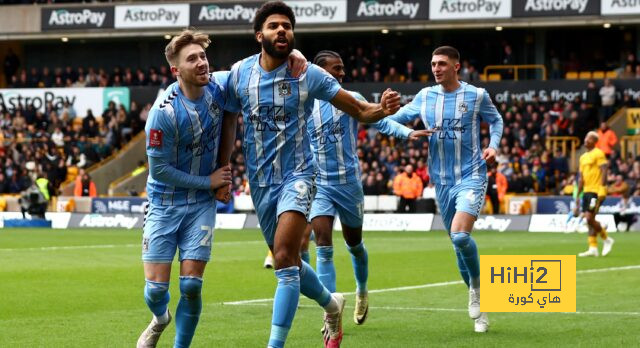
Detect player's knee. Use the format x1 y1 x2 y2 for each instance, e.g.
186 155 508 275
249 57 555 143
179 276 203 299
450 232 471 248
343 226 363 247
273 248 297 268
145 280 169 303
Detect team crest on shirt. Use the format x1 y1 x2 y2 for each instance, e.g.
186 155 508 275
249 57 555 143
278 81 292 96
208 102 221 116
458 102 468 113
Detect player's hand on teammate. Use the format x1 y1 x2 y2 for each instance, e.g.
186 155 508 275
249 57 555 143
210 165 232 190
482 147 497 165
215 184 232 204
408 129 436 140
287 49 307 78
380 88 401 115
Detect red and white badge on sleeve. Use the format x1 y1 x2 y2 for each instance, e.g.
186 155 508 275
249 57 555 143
149 129 163 147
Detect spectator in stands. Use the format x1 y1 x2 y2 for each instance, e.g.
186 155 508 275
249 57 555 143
384 66 402 83
624 52 638 72
127 161 145 178
521 165 535 192
66 145 86 168
374 172 389 194
487 164 507 214
74 171 97 197
599 78 616 121
363 175 378 195
596 121 618 157
415 159 429 184
613 189 637 232
404 60 418 82
0 172 7 193
621 64 635 79
3 48 19 85
393 164 423 213
8 170 26 193
608 174 629 197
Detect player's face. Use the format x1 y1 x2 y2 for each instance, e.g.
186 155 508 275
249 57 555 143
321 57 345 83
431 54 459 85
174 43 209 87
257 14 294 59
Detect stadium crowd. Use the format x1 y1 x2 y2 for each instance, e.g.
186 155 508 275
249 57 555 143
0 99 150 195
2 47 640 202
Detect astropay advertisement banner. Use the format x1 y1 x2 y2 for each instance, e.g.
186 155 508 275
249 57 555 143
347 0 429 22
115 4 189 28
512 0 601 17
190 2 262 26
41 6 115 30
430 0 511 19
0 87 129 118
284 0 347 23
601 0 640 15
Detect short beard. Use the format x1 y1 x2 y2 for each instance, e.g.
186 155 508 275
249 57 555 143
262 36 294 60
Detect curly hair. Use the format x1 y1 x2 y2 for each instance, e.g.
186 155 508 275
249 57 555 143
253 1 295 33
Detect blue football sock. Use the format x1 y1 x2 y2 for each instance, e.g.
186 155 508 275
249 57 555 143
451 232 480 289
316 246 336 293
454 247 470 287
300 250 310 264
175 276 203 348
144 280 170 318
299 260 332 308
347 241 369 294
268 266 300 348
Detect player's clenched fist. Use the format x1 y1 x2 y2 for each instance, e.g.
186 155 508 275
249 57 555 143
381 88 401 115
209 165 232 190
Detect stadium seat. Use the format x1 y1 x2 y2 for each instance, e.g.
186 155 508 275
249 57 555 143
488 73 501 81
377 195 398 212
578 71 592 79
605 71 618 78
565 71 578 80
419 74 429 83
363 195 378 211
233 195 254 211
479 74 487 81
592 71 605 79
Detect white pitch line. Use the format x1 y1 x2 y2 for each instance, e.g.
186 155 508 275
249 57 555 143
223 264 640 306
220 303 640 316
0 240 264 252
576 265 640 273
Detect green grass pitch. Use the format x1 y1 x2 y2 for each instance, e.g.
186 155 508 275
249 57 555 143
1 228 639 347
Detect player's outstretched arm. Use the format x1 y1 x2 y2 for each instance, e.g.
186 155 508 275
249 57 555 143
330 88 401 123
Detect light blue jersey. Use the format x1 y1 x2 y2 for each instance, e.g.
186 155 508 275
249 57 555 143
145 74 227 205
308 91 412 185
225 55 341 187
388 81 503 186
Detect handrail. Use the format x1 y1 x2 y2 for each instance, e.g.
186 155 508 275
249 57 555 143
546 136 580 172
483 64 547 81
620 135 640 160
